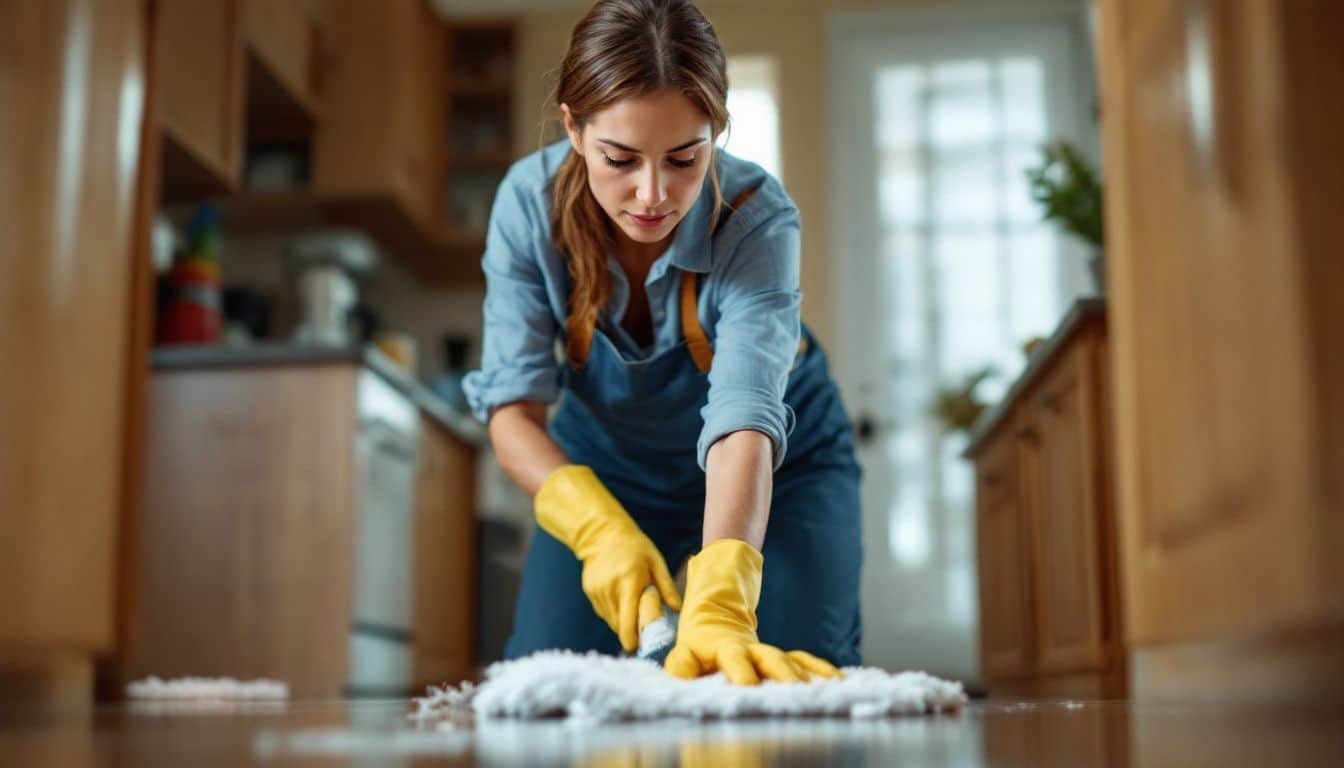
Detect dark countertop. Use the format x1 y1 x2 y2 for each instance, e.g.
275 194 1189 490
963 296 1107 458
152 343 487 446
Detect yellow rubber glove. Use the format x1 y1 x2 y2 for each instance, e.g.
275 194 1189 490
534 465 681 651
664 538 842 685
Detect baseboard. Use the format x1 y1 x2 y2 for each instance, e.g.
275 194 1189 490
1130 619 1344 703
0 651 94 710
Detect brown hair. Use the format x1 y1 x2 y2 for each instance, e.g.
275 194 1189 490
549 0 730 346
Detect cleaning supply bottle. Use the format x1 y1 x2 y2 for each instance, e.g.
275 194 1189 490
157 202 222 345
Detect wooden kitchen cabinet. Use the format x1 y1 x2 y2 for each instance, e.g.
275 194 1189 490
117 365 360 699
967 303 1124 698
1098 0 1344 701
1019 336 1111 675
110 355 482 698
974 424 1033 681
314 0 448 270
156 0 245 200
413 417 479 687
156 0 483 285
1 0 151 706
157 0 325 198
241 0 324 125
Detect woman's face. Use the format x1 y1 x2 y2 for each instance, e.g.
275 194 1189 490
562 89 714 253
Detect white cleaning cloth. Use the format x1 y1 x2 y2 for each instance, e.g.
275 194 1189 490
412 651 965 723
126 676 289 700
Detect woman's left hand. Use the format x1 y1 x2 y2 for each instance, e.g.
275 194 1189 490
664 538 841 685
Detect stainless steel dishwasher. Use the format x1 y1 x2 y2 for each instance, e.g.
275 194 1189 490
347 370 419 697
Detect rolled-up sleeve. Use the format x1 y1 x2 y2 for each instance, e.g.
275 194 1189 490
696 209 802 471
462 170 561 423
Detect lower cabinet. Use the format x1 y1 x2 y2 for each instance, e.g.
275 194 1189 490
975 432 1033 681
969 307 1124 698
413 416 479 688
111 360 479 698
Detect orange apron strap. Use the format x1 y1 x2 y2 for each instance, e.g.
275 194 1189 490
679 270 811 376
679 184 763 375
720 187 758 231
680 270 714 374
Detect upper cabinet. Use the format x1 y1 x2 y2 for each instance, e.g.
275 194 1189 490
241 0 325 146
156 0 323 200
241 0 324 126
156 0 246 200
154 0 491 286
314 0 446 235
443 22 518 256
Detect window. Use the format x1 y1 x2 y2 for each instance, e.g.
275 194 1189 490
720 55 782 183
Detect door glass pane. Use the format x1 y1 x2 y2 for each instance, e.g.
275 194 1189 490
870 48 1083 632
1000 56 1048 141
929 60 994 148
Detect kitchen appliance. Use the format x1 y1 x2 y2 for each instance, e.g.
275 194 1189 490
348 370 420 697
286 231 378 347
222 285 272 341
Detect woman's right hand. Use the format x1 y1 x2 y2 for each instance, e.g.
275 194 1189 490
534 464 682 651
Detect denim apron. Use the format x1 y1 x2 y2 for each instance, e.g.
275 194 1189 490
505 196 863 667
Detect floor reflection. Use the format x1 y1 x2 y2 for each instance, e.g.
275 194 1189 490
3 697 1341 766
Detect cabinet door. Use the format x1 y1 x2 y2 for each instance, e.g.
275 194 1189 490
242 0 320 111
390 0 446 231
315 0 444 226
129 367 358 698
0 0 147 656
1099 0 1341 646
156 0 243 192
975 427 1034 680
413 419 478 685
1019 335 1109 674
314 0 400 197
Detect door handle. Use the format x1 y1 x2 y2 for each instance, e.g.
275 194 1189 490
854 413 898 445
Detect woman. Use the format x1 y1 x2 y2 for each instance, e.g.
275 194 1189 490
463 0 862 685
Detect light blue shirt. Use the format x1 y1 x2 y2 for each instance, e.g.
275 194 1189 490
463 140 802 471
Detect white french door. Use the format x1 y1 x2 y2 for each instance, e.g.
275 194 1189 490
829 6 1098 682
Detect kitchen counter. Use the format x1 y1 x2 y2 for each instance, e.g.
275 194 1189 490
152 343 487 446
963 296 1107 457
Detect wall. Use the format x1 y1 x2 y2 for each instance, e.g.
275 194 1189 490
217 234 485 381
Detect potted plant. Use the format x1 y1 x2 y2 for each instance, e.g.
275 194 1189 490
932 366 998 436
1025 141 1106 292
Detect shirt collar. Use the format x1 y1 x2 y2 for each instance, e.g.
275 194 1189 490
660 177 716 274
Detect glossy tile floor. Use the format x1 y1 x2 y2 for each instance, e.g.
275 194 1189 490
3 697 1343 766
